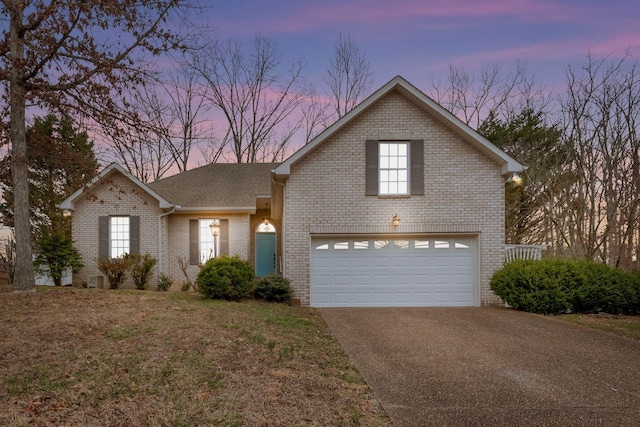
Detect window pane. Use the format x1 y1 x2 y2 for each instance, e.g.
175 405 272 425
414 240 429 249
110 216 129 258
334 242 349 250
314 243 329 250
374 240 389 249
200 219 220 263
354 241 369 249
378 142 409 195
435 240 449 249
394 240 409 249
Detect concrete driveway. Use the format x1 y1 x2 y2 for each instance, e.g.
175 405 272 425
320 307 640 426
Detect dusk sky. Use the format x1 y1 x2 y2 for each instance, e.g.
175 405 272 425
200 0 640 91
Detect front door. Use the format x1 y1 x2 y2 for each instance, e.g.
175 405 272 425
256 232 276 276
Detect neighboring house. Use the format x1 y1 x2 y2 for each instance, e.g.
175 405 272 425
60 76 524 307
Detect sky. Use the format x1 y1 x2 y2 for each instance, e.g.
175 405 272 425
196 0 640 92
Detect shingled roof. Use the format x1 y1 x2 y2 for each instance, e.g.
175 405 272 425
147 162 277 210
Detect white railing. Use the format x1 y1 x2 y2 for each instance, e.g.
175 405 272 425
505 244 547 263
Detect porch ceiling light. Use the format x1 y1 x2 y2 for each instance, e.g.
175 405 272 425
392 214 401 227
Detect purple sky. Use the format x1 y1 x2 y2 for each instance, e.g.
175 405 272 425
199 0 640 91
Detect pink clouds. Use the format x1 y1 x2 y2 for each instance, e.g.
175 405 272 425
217 0 592 36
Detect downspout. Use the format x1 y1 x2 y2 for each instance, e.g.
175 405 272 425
158 206 177 278
271 175 286 276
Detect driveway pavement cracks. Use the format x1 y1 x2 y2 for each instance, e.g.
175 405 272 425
320 307 640 426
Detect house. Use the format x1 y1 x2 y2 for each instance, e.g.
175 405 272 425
60 76 524 307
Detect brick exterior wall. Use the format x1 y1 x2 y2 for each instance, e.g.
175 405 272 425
165 213 252 285
71 170 270 290
282 90 505 306
71 172 163 288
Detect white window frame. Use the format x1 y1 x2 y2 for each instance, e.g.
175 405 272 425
379 141 409 195
199 219 220 263
110 216 130 258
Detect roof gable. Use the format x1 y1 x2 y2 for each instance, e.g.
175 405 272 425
58 163 173 210
274 75 524 177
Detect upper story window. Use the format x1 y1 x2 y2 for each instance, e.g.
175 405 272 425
379 142 409 195
110 216 130 258
366 139 424 197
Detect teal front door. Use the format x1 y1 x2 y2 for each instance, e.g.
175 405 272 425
256 232 276 276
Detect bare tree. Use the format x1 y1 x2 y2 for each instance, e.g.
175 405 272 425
324 33 373 119
0 0 189 291
558 54 640 268
187 35 310 163
429 62 549 129
102 85 176 182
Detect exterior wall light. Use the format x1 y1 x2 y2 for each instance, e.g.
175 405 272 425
209 218 220 258
392 214 401 227
507 173 523 185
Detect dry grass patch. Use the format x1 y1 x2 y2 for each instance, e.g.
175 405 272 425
556 313 640 341
0 287 391 426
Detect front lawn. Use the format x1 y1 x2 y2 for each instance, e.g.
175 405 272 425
556 313 640 341
0 287 390 426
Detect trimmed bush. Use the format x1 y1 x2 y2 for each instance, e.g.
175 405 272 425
197 255 255 301
96 257 130 289
157 273 173 291
254 274 292 303
490 259 640 315
126 253 157 290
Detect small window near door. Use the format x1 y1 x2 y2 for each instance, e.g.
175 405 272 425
257 222 276 233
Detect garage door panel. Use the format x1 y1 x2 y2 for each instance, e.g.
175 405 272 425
311 236 476 307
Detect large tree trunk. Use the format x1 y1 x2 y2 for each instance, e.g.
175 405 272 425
9 1 35 292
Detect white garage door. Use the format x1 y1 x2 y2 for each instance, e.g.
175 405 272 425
310 236 476 307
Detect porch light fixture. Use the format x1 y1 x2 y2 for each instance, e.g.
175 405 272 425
263 217 270 225
392 214 401 227
209 219 220 258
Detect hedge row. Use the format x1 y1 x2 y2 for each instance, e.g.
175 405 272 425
490 259 640 315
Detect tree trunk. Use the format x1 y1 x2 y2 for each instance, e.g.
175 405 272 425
9 1 35 292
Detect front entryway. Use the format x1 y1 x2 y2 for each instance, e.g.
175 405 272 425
310 236 477 307
256 232 276 276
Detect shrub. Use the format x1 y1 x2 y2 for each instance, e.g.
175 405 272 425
254 274 292 303
34 232 83 286
157 273 173 291
126 253 157 290
197 255 255 301
490 259 640 315
96 257 130 289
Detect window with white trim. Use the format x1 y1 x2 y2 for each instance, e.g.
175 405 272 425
110 216 130 258
379 142 409 195
199 219 220 263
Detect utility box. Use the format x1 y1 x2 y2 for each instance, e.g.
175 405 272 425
87 275 104 289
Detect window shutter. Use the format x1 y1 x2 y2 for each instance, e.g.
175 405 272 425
365 140 379 195
410 140 424 195
129 216 140 255
98 216 109 259
220 219 229 255
189 219 199 265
